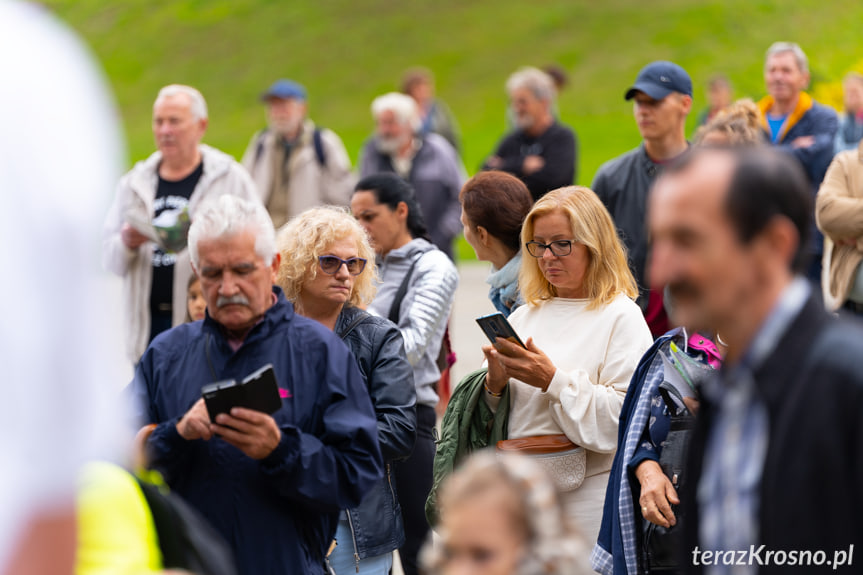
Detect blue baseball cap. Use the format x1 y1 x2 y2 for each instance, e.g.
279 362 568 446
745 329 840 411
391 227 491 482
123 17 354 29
260 79 307 102
625 61 692 101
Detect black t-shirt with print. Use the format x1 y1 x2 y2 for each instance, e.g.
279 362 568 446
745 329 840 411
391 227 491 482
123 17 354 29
149 161 203 321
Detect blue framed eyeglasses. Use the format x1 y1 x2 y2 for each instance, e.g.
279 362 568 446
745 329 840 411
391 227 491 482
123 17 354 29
318 255 367 275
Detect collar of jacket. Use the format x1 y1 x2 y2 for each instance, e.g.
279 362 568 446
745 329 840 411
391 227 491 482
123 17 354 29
748 292 828 422
266 119 318 147
638 143 661 177
128 144 235 203
334 304 370 338
380 237 435 264
757 92 814 143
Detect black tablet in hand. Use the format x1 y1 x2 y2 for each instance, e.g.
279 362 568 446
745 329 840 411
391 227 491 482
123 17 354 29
201 364 282 422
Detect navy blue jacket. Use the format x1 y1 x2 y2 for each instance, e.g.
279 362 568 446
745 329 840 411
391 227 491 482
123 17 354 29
760 95 838 256
131 288 383 575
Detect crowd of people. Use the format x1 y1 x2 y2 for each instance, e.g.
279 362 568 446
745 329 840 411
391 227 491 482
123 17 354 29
6 3 863 573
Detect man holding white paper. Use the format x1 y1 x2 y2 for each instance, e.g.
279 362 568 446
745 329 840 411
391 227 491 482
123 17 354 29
103 84 259 364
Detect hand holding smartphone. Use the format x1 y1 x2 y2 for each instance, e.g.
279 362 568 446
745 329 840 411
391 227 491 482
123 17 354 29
475 312 526 349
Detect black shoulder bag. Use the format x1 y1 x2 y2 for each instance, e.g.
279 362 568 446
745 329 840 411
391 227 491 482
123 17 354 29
641 381 694 574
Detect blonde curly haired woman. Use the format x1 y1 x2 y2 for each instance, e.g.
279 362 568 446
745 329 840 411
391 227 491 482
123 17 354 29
276 206 416 575
482 186 653 542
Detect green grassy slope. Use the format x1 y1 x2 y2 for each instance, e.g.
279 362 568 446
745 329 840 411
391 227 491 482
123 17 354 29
45 0 863 180
44 0 863 260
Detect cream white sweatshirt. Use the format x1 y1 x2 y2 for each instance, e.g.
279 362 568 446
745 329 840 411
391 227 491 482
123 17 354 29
489 294 653 477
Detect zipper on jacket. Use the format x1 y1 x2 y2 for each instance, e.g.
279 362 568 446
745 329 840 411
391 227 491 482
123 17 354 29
386 463 397 506
345 509 360 573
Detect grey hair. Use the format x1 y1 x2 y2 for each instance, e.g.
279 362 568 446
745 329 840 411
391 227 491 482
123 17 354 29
506 67 556 104
154 84 209 121
765 42 809 75
371 92 420 132
188 195 275 270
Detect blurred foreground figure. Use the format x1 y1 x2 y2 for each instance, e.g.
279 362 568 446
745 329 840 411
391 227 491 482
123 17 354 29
649 146 863 574
421 451 593 575
0 2 131 573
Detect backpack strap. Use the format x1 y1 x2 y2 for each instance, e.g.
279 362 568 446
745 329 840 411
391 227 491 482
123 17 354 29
134 477 188 570
387 254 422 324
254 128 325 168
313 128 326 167
253 129 269 167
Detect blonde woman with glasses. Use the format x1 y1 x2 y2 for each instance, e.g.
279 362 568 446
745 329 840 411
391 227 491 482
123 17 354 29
276 206 417 575
482 186 652 542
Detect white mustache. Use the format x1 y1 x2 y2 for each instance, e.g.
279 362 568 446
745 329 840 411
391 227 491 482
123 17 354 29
375 135 406 154
216 295 250 308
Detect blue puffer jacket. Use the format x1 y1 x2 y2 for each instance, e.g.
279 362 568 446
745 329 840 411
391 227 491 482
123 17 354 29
335 306 417 562
130 288 383 575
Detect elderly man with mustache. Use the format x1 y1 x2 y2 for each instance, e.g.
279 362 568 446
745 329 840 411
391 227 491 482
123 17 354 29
129 194 383 575
103 84 259 364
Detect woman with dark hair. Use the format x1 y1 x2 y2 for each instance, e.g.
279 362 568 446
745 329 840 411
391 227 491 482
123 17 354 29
351 173 458 575
460 171 533 316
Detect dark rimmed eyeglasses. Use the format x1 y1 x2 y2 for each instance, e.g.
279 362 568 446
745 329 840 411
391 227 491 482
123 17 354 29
525 240 574 258
318 255 367 276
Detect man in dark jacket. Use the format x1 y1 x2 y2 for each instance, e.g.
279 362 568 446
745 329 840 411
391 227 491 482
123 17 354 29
593 61 693 337
130 194 383 575
649 146 863 574
482 66 577 202
758 42 838 285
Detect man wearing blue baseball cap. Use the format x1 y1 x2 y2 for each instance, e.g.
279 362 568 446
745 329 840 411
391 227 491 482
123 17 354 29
242 79 355 228
592 61 693 337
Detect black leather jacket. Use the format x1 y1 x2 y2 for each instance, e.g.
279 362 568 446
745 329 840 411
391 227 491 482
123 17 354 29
335 305 417 561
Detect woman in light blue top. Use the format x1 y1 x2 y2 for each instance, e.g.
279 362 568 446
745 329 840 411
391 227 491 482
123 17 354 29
460 170 533 316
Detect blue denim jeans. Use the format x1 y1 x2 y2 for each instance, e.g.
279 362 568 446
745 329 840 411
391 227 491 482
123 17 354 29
329 517 394 575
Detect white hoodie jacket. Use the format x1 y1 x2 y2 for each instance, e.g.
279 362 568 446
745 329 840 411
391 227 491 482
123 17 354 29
102 144 260 363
